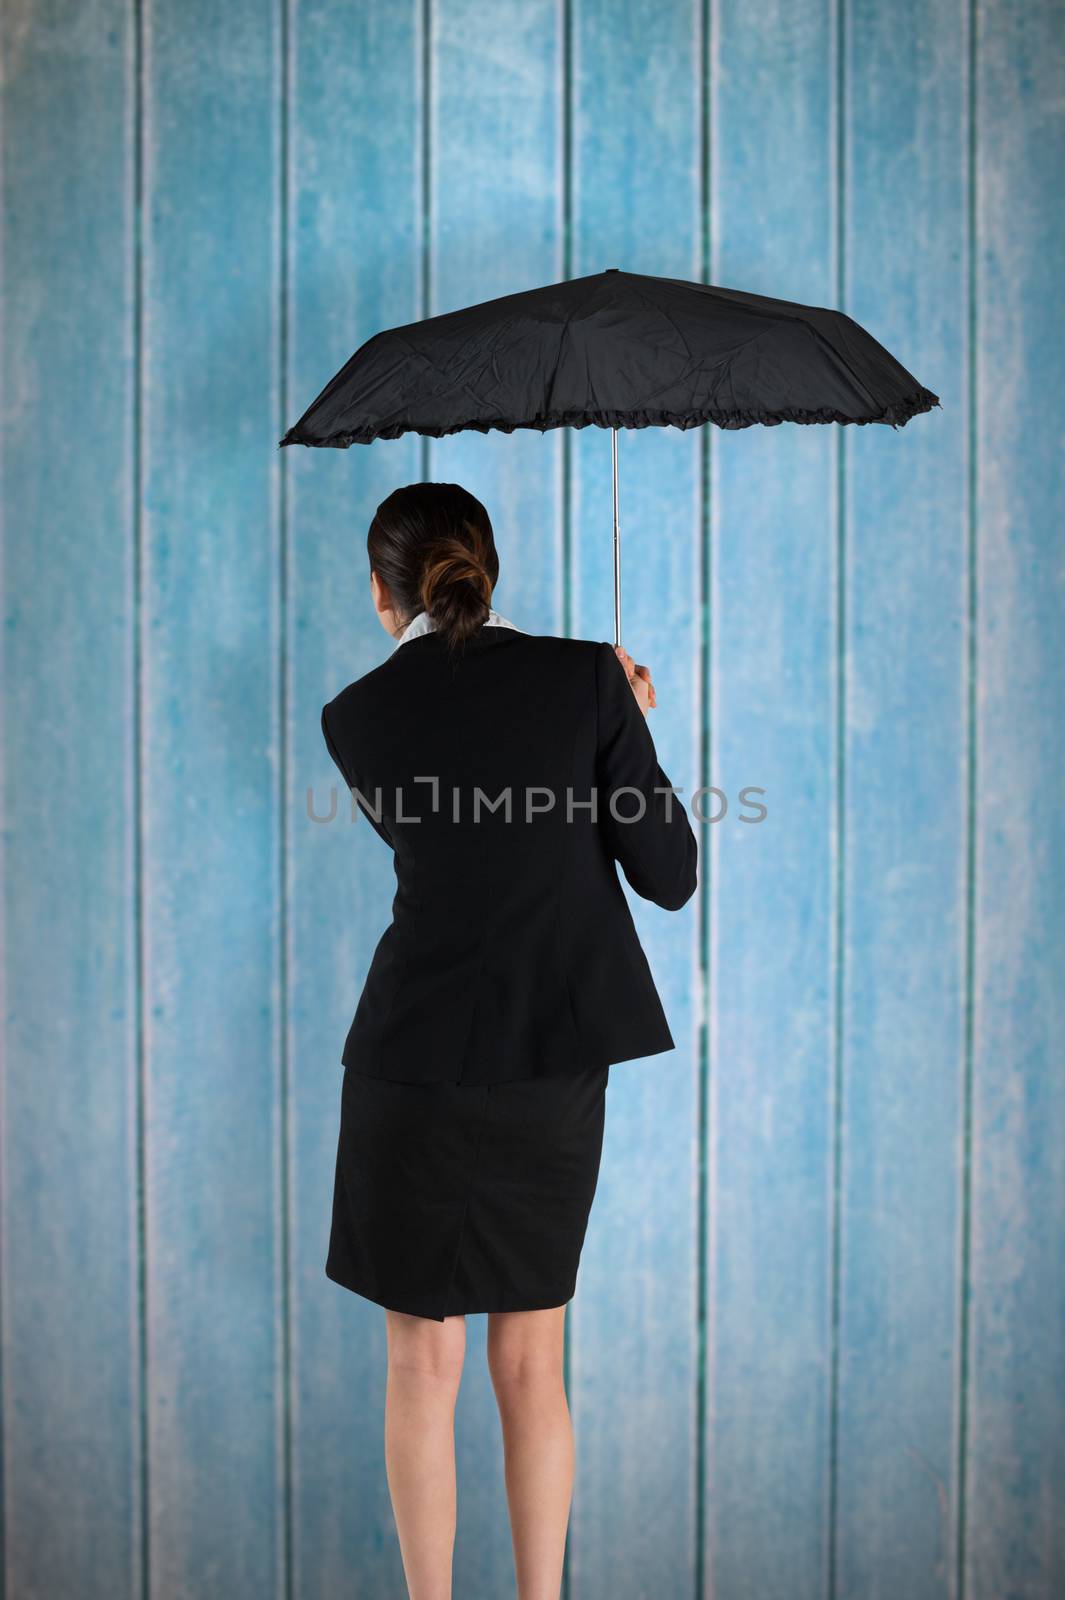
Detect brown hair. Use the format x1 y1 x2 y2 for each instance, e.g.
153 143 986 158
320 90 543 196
367 482 499 654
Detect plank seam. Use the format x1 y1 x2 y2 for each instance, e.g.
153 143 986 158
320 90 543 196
277 0 295 1593
420 0 432 483
560 5 574 1596
954 0 979 1592
827 0 848 1595
133 0 150 1594
695 0 714 1592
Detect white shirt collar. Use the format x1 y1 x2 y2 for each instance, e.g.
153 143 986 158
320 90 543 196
393 607 523 649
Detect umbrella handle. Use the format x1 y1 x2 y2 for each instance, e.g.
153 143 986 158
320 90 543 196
611 426 621 647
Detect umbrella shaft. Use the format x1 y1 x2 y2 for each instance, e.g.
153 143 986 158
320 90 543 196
612 427 621 646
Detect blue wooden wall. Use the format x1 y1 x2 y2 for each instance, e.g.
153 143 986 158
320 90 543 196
2 0 1062 1596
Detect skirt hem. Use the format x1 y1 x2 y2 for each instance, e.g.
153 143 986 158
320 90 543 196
325 1260 576 1322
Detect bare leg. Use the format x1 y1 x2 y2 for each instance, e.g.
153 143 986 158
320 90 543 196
384 1308 467 1600
487 1305 573 1600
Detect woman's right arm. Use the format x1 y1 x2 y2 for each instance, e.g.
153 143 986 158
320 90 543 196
593 641 698 911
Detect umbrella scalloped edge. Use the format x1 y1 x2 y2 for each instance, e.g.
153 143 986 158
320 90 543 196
278 389 942 449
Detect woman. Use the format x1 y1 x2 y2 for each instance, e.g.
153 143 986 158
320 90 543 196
320 481 697 1600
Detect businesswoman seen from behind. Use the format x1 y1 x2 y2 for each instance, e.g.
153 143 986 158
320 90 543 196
320 482 697 1600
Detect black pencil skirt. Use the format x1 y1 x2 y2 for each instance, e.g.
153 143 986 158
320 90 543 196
325 1062 611 1321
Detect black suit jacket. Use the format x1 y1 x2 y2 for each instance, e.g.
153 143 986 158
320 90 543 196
321 625 698 1085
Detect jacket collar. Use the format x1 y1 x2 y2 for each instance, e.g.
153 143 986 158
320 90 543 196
393 607 523 650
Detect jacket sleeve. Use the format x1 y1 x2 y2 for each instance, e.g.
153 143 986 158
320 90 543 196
321 701 394 849
593 641 698 911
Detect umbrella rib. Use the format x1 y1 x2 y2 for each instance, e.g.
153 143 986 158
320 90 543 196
390 330 497 423
543 282 603 417
629 280 695 366
627 284 792 408
744 317 884 413
663 281 903 414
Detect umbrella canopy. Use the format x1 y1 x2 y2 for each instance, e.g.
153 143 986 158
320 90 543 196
280 267 940 642
279 266 940 449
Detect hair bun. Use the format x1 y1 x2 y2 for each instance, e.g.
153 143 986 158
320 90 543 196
418 533 492 648
420 538 492 614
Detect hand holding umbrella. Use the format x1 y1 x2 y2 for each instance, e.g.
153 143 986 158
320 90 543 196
615 646 656 716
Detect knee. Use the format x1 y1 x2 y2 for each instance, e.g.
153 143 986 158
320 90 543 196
486 1338 565 1401
386 1311 466 1386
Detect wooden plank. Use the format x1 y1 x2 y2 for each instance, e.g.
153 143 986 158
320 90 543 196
707 2 837 1595
838 3 969 1597
426 3 566 1590
568 3 703 1595
0 5 140 1597
968 2 1065 1595
430 0 567 641
140 1 284 1592
285 3 421 1596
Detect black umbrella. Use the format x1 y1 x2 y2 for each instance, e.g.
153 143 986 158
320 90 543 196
280 267 940 643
